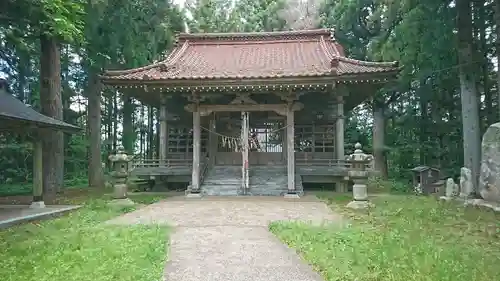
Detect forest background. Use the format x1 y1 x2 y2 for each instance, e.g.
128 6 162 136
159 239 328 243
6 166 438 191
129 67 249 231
0 0 497 197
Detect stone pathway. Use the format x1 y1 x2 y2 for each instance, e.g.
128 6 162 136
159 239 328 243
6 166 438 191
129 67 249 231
107 196 342 281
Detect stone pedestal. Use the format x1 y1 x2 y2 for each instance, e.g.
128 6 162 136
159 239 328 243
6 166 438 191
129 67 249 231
109 147 135 206
345 143 373 209
185 192 203 198
346 200 373 209
30 201 46 209
284 193 300 199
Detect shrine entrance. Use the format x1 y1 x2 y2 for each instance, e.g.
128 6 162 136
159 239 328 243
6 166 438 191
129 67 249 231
214 111 286 193
247 111 285 166
214 111 285 166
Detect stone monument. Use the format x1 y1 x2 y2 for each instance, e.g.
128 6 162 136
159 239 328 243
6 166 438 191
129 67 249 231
345 143 374 209
108 147 135 206
439 178 458 201
479 123 500 202
459 167 473 199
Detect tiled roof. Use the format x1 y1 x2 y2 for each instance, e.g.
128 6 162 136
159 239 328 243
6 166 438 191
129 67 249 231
101 29 399 82
0 80 80 133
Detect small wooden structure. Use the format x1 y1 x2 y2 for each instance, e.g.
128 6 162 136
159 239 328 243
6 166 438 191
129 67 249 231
100 29 400 196
411 165 441 194
0 79 80 206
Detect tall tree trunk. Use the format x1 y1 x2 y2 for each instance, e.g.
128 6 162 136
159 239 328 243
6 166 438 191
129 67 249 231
477 0 492 126
457 0 482 194
106 93 113 171
39 34 63 202
372 100 388 179
122 95 135 153
86 72 104 188
495 0 500 120
17 57 27 102
419 82 429 165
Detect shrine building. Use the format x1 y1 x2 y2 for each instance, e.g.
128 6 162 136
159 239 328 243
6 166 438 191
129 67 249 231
100 29 399 197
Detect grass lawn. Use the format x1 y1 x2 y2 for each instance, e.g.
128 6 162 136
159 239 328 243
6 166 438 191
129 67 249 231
270 193 500 281
0 190 169 281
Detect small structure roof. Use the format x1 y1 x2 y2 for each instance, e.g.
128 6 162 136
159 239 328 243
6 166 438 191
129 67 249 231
410 166 440 173
101 29 399 86
0 81 80 133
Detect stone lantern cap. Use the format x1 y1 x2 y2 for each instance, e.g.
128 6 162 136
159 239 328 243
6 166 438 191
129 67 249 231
346 143 373 163
108 147 134 162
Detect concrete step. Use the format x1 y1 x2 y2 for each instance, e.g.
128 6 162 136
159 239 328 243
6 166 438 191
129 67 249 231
202 165 302 196
203 181 241 184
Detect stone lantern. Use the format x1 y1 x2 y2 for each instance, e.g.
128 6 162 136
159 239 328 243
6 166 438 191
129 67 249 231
345 143 374 209
108 147 135 205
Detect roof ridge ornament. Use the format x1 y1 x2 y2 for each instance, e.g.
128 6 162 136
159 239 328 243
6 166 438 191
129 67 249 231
336 56 399 67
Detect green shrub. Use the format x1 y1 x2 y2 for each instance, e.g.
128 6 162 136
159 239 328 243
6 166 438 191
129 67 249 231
367 176 411 193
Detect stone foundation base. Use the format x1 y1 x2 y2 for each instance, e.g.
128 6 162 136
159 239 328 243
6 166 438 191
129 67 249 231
346 200 373 209
284 193 300 199
30 201 46 209
185 192 203 198
108 198 135 207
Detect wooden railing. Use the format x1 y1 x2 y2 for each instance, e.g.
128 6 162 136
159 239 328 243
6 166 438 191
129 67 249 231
132 158 192 169
295 158 374 170
200 153 210 185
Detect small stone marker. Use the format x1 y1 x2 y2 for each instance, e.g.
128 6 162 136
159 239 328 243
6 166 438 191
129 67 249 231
440 178 458 201
459 167 473 199
108 147 135 206
345 143 374 209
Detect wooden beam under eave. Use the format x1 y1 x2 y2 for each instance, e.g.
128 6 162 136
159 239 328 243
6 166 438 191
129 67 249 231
184 103 304 116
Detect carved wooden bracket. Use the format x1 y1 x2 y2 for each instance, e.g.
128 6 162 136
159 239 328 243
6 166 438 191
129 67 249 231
229 93 257 105
183 92 207 103
276 92 303 103
184 104 211 116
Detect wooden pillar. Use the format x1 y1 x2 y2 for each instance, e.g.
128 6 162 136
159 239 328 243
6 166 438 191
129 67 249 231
31 137 44 208
336 96 345 161
190 104 201 193
208 114 217 167
286 106 296 195
336 96 347 193
241 112 249 193
282 118 287 161
159 94 168 164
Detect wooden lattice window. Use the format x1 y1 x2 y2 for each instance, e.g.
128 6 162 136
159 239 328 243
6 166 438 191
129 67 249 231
251 122 283 153
295 124 335 152
295 125 313 152
168 126 208 153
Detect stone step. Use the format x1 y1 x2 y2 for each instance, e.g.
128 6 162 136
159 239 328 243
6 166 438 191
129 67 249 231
204 181 242 185
203 185 242 188
202 165 301 196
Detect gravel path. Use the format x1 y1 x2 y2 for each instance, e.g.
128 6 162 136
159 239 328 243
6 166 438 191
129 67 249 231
107 196 342 281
